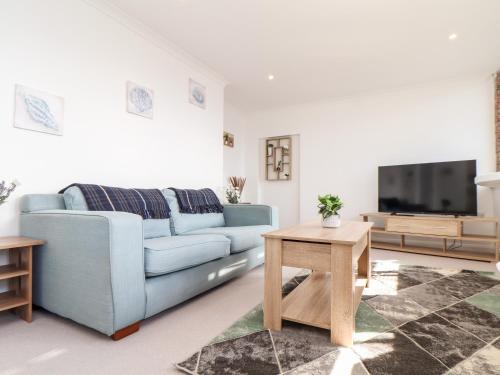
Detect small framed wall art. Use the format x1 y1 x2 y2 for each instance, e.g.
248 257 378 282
189 79 206 109
127 81 154 119
14 84 64 136
223 132 234 147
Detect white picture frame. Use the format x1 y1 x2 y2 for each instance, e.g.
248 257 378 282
14 85 64 136
189 79 206 109
127 81 154 119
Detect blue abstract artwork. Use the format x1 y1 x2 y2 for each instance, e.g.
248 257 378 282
127 82 154 119
189 79 206 109
14 85 64 136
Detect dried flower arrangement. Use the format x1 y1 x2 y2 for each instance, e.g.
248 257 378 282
0 180 20 205
226 177 246 204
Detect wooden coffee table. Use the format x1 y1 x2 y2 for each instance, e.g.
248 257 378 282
262 220 373 346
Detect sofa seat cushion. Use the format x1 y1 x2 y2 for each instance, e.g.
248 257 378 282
184 225 273 253
144 235 230 277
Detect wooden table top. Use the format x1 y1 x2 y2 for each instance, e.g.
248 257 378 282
263 220 373 245
0 237 45 250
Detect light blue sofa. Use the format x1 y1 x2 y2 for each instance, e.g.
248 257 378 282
19 188 278 339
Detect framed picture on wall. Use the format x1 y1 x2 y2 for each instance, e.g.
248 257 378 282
223 132 234 147
126 81 154 119
189 79 206 109
14 84 64 136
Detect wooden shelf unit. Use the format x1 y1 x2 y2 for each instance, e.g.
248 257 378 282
265 136 292 181
362 212 500 262
0 237 44 322
0 264 30 281
0 291 29 312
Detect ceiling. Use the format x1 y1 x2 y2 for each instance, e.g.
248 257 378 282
104 0 500 110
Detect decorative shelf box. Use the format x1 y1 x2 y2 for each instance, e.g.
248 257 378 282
265 136 292 181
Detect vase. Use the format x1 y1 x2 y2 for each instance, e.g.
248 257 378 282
322 214 341 228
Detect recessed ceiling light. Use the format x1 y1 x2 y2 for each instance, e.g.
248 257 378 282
268 74 275 80
448 33 457 40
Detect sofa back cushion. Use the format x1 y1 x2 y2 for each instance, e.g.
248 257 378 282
162 189 225 234
63 186 171 238
21 194 66 212
62 186 88 210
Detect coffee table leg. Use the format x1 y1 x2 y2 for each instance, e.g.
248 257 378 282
358 232 371 287
264 238 282 331
331 244 354 346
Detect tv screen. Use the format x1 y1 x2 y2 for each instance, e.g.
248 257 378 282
378 160 477 216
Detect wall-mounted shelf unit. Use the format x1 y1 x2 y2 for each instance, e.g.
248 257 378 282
361 212 499 262
265 136 292 181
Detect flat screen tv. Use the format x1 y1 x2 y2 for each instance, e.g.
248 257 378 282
378 160 477 216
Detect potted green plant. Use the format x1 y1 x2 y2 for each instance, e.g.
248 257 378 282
318 194 343 228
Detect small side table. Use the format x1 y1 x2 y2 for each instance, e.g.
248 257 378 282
0 237 44 322
262 221 373 347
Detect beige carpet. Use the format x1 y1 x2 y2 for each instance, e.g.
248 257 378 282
0 249 498 375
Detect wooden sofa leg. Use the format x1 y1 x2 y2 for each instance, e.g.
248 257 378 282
111 322 140 341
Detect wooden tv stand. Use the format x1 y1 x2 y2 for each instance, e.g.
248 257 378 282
361 212 499 262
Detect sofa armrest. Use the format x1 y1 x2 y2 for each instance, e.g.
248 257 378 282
20 210 146 336
223 204 279 228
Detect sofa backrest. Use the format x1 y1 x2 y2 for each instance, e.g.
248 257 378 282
21 194 66 212
21 188 172 239
162 189 225 234
61 186 172 239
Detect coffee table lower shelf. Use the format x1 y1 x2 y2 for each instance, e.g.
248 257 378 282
281 272 367 330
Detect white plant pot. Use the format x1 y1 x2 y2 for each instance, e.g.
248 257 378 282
322 215 341 228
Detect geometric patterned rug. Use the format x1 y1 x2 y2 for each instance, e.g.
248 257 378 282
176 261 500 374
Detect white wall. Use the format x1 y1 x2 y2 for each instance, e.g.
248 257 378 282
222 107 301 226
0 0 226 237
257 135 300 227
244 76 496 223
223 103 247 198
